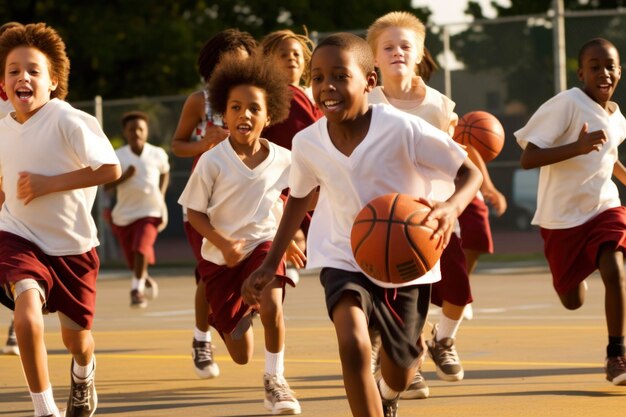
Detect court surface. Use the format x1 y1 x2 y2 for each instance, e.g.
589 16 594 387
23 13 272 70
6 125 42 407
1 263 625 417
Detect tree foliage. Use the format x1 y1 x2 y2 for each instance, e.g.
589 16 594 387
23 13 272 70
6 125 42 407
1 0 430 100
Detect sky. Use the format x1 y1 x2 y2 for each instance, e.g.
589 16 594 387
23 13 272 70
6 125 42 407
412 0 511 25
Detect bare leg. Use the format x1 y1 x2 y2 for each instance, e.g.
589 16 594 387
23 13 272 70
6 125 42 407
194 279 210 332
14 289 49 392
132 251 149 279
597 247 626 338
260 278 285 354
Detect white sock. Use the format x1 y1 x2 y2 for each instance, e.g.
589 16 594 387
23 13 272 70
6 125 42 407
31 385 59 417
265 347 285 376
72 356 95 381
194 327 211 342
131 277 146 292
436 314 463 341
378 377 399 400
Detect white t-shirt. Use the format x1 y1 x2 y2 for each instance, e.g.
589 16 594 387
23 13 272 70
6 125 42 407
0 99 13 119
112 143 170 227
515 87 626 229
0 99 120 255
178 138 290 265
289 103 467 288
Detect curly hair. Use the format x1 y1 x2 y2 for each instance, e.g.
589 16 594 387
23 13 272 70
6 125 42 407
0 22 23 37
366 11 427 77
0 22 70 100
197 29 257 83
259 28 315 86
121 110 149 128
208 55 292 126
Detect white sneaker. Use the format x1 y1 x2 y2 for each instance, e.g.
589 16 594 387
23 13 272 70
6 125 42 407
144 276 158 300
263 373 301 415
3 320 19 355
192 338 220 379
463 303 473 321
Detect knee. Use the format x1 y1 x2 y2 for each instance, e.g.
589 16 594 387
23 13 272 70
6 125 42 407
13 313 43 337
231 352 251 365
559 295 583 310
259 299 282 327
337 334 369 371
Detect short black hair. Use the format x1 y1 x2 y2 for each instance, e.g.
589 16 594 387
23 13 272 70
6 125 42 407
313 32 375 76
208 55 292 126
197 29 257 82
121 110 148 127
578 37 620 68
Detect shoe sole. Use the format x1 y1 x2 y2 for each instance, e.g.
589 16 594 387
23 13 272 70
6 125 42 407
435 367 464 382
130 302 147 309
144 277 158 300
264 399 302 415
399 386 429 399
608 373 626 385
2 345 20 355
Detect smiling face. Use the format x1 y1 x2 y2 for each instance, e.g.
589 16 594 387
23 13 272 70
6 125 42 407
2 46 58 123
123 118 149 155
223 84 270 148
274 38 306 86
374 26 421 82
310 45 376 124
578 42 621 108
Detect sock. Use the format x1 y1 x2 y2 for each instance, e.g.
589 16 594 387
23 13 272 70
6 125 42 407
265 347 285 376
31 385 59 417
194 327 212 343
72 356 95 381
436 314 463 341
131 277 146 292
378 377 399 400
607 336 625 357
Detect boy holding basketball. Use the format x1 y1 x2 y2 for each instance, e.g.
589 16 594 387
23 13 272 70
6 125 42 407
0 23 121 416
105 111 169 309
246 33 482 417
515 37 626 385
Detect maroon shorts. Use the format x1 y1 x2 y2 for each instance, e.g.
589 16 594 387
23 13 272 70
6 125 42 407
183 221 204 284
430 233 472 307
0 231 99 329
458 197 494 254
111 217 161 269
197 241 286 335
541 206 626 295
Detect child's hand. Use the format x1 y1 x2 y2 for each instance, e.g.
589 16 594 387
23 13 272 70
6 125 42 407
242 266 275 308
420 198 456 249
285 240 306 269
202 125 229 150
220 238 245 267
17 172 51 205
576 123 607 154
482 188 507 216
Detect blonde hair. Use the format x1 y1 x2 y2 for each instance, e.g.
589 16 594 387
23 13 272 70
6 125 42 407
259 28 315 86
366 11 426 68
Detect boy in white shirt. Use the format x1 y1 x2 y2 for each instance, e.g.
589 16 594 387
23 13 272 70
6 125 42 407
0 23 121 416
105 111 169 308
516 37 626 386
246 33 482 417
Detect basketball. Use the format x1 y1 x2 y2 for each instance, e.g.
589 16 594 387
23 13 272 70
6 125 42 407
453 111 505 162
350 193 444 284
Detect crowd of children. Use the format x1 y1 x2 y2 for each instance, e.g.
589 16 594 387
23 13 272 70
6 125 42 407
1 11 625 417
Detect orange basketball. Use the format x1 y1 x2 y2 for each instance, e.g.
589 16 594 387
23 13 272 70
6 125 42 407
350 193 443 284
453 111 505 162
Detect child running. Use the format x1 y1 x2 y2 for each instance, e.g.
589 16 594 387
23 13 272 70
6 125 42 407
171 28 257 379
515 37 626 385
366 11 506 398
259 28 324 283
246 33 482 417
0 23 121 416
105 111 170 308
178 55 304 415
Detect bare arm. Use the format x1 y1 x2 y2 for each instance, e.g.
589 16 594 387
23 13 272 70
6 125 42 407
171 92 228 158
520 123 607 169
103 165 135 192
159 171 170 197
187 208 244 267
18 164 121 205
466 145 507 216
613 160 626 186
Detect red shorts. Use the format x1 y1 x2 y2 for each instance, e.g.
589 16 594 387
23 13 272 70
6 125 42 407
430 233 472 307
112 217 161 269
458 197 494 254
541 206 626 295
0 231 99 329
197 241 286 335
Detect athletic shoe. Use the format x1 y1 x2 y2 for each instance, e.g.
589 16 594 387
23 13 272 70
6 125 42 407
370 330 382 374
263 373 301 415
66 358 97 417
463 303 474 321
192 339 220 379
41 409 65 417
375 373 399 417
427 324 464 381
399 368 429 399
144 276 158 300
3 319 19 356
605 355 626 385
130 289 147 309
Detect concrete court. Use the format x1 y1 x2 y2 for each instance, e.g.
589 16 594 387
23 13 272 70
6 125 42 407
0 264 625 417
